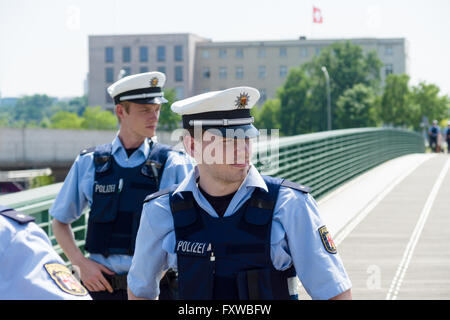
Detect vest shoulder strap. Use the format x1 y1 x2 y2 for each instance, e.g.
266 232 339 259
280 179 311 194
147 143 182 168
92 143 113 172
144 184 179 203
79 146 96 156
0 206 35 224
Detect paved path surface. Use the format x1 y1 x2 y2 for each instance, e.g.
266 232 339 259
299 154 450 300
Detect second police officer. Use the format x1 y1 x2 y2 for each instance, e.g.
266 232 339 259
128 87 352 300
50 72 193 300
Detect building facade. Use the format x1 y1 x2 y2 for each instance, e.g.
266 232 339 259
88 33 209 110
88 34 407 109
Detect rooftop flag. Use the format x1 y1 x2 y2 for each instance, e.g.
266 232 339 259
313 6 323 24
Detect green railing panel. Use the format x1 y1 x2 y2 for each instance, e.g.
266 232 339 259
0 127 425 263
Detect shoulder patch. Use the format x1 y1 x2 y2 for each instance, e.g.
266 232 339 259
318 225 337 254
144 184 179 203
79 146 95 156
0 206 35 224
281 179 311 194
44 263 88 296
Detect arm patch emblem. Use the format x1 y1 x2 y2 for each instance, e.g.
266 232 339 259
318 226 337 254
44 263 88 296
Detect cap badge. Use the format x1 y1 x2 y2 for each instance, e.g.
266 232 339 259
235 92 250 109
150 77 159 87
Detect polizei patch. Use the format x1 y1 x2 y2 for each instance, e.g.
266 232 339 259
44 263 88 296
176 240 211 256
318 225 337 254
94 183 116 193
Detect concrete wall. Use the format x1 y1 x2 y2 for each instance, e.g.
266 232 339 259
0 128 176 168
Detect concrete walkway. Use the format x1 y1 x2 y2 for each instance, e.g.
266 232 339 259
298 153 450 300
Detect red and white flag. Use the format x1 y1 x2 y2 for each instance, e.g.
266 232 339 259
313 6 323 24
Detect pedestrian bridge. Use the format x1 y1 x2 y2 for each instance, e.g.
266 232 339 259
3 127 448 300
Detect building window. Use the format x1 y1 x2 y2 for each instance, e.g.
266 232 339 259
385 45 393 56
258 47 266 58
175 66 183 82
202 67 210 79
219 67 227 79
157 46 166 62
300 47 308 57
105 47 114 63
259 89 267 104
385 64 393 76
174 45 183 61
258 66 266 79
105 67 114 83
140 66 149 73
175 86 185 99
219 48 227 58
202 50 209 59
235 66 244 79
139 46 148 62
315 47 321 56
157 66 166 75
279 65 287 78
279 47 287 57
122 47 131 63
235 48 244 58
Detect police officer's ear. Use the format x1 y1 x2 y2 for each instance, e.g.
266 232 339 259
116 102 130 123
182 128 205 160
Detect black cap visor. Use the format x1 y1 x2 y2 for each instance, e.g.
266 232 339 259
201 124 259 139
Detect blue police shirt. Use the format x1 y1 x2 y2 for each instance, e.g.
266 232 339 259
0 215 91 300
49 135 194 274
128 165 352 300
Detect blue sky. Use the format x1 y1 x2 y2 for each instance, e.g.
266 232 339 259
1 0 449 98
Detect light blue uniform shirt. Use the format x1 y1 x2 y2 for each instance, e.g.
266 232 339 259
49 135 194 274
0 215 91 300
128 165 352 300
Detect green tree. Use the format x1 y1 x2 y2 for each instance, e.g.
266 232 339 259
277 67 314 135
81 106 117 130
379 74 415 128
252 99 281 131
49 111 84 129
13 94 56 123
158 89 181 130
276 41 383 134
335 84 377 128
410 82 450 130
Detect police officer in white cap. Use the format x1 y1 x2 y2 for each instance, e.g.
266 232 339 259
128 87 352 300
0 206 91 300
50 72 193 300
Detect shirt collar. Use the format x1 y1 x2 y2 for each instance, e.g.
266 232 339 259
174 164 268 195
111 133 152 158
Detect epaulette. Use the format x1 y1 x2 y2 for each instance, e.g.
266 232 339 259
79 146 95 156
280 179 311 194
0 206 35 224
144 184 179 203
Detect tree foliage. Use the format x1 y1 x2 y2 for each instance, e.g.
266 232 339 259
81 106 117 130
274 41 383 135
158 88 181 130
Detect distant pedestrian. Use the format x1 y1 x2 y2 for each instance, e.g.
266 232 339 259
428 120 441 153
445 121 450 154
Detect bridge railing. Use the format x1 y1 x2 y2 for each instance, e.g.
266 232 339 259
0 128 424 261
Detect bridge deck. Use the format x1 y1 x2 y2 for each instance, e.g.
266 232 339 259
299 154 450 300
